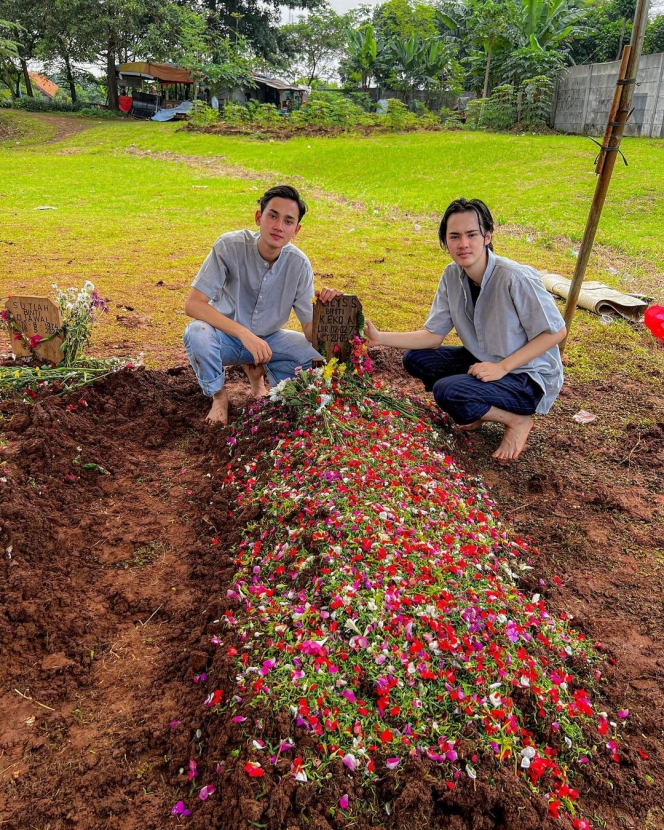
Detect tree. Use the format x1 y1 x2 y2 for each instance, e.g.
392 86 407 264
644 14 664 54
381 32 461 103
567 0 634 64
343 23 378 90
0 17 21 98
280 5 350 84
464 0 518 97
199 0 325 62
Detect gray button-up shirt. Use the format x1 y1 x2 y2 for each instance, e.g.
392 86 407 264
192 230 315 337
424 250 565 414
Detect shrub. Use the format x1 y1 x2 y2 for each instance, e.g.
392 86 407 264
464 98 487 130
381 99 418 131
189 100 219 128
221 101 249 126
481 85 516 131
12 98 82 113
290 92 366 130
74 107 121 119
245 101 282 128
520 75 555 131
439 107 463 129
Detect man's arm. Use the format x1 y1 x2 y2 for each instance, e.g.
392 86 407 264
185 287 272 364
364 319 445 350
467 327 566 383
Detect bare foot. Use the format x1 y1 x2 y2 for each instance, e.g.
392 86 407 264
492 416 533 461
241 364 268 398
206 388 229 425
458 420 483 432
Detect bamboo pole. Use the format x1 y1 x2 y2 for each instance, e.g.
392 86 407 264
560 0 650 353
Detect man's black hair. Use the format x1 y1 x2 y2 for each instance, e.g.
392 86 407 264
258 185 307 222
438 198 495 252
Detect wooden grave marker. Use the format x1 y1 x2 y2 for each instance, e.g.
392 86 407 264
4 295 65 364
312 294 363 364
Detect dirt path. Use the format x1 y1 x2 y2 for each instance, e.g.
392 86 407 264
32 113 101 144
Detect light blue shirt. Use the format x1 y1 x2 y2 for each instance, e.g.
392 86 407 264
424 249 565 414
192 230 314 337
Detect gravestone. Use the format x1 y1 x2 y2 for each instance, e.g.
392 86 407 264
312 294 363 364
4 295 64 364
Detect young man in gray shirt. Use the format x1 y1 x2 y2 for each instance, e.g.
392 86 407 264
365 198 566 461
184 185 341 424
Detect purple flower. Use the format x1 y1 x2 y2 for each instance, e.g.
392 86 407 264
171 801 191 816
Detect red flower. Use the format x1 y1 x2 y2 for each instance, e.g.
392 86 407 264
244 762 264 777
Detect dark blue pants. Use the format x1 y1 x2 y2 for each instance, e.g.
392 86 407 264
403 346 543 426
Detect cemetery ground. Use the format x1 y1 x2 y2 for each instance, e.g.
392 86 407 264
0 113 663 829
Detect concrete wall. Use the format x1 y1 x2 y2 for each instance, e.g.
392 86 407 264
553 52 664 138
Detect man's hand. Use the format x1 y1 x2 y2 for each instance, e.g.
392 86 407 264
240 331 272 364
468 361 507 383
364 319 382 347
316 287 344 303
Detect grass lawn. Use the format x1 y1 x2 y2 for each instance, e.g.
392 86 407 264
1 114 662 382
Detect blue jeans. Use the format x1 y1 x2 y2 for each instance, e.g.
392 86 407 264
403 346 543 426
184 321 321 397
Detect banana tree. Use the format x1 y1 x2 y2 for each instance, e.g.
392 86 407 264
345 23 377 91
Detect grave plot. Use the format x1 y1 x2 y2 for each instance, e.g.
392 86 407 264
1 351 662 829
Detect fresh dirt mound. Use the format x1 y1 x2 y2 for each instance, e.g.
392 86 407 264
1 351 663 829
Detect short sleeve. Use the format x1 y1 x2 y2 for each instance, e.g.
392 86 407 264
191 239 228 301
510 271 565 340
292 260 315 324
424 271 454 337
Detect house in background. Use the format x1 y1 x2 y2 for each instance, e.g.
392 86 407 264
28 73 59 101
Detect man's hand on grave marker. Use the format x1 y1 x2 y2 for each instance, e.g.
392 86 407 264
315 287 344 303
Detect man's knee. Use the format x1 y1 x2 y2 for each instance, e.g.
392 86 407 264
184 320 217 354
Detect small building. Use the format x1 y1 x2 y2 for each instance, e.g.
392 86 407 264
28 72 59 101
241 74 309 110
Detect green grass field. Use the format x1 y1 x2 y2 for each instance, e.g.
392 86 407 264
1 114 662 380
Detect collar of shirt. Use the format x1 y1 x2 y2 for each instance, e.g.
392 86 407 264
253 231 286 272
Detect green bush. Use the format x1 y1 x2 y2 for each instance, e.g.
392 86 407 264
520 75 555 131
481 85 516 131
189 100 219 128
12 98 82 113
221 101 249 126
381 99 418 131
439 107 463 129
464 98 486 130
245 101 282 128
74 107 120 119
289 92 366 130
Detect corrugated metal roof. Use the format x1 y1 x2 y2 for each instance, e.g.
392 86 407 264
252 75 308 92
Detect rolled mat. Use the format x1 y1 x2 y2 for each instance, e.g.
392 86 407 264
539 272 653 321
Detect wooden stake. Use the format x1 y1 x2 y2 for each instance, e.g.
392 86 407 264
560 0 650 353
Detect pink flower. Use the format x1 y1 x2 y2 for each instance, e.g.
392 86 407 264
386 758 400 770
342 753 357 772
199 784 216 801
188 760 198 782
339 794 349 809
